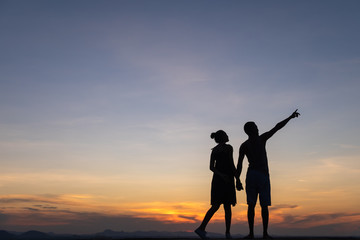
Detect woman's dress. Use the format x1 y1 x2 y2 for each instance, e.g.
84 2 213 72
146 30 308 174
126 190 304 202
210 144 236 206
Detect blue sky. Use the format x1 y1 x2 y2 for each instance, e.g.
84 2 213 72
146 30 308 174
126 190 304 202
1 0 360 236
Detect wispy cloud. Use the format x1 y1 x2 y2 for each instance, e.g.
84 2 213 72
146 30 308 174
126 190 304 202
271 204 299 211
337 144 360 150
0 194 203 233
274 212 360 232
50 116 105 126
0 140 66 150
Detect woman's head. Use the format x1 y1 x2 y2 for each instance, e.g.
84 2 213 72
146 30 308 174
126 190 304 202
210 130 229 143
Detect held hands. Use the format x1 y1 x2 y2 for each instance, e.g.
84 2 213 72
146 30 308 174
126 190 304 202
236 178 244 191
290 109 300 119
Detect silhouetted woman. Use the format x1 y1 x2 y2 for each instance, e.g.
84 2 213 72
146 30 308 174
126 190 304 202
195 130 239 239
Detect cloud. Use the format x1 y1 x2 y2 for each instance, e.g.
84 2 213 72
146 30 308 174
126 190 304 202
43 206 58 210
273 211 360 232
0 140 66 151
337 144 360 150
0 210 198 234
23 207 40 212
50 117 104 126
32 205 57 210
178 215 198 222
272 220 360 236
0 212 9 224
315 157 360 178
0 195 72 206
0 195 207 231
271 204 298 211
0 198 37 204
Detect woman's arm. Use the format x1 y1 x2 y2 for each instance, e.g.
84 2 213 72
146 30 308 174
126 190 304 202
209 149 229 181
229 145 237 176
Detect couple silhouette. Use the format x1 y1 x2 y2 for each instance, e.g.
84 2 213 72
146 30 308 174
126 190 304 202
195 110 300 240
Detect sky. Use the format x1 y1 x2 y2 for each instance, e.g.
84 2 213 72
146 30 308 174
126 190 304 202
1 0 360 236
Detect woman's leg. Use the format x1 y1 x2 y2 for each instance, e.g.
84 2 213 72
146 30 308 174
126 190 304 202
198 204 220 230
223 204 232 234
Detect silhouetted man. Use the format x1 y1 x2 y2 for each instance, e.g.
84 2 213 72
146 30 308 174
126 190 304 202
236 109 300 239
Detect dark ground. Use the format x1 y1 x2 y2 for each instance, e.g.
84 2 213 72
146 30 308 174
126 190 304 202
82 238 359 240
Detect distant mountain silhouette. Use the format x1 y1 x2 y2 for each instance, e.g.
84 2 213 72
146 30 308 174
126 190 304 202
95 229 229 239
0 229 226 239
96 229 125 238
95 229 203 238
0 230 16 240
18 230 49 240
0 229 205 239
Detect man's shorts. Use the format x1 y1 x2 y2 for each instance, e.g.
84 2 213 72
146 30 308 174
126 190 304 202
246 169 271 206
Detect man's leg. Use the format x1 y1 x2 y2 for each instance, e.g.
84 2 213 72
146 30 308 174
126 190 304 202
261 205 271 238
245 171 257 239
245 204 255 239
259 173 271 239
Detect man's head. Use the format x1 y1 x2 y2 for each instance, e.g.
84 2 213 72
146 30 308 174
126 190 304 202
244 121 259 136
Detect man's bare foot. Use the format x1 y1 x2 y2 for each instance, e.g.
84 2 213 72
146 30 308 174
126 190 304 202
244 234 254 239
263 234 273 239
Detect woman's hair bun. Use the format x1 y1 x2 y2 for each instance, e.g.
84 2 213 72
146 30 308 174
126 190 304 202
210 132 216 139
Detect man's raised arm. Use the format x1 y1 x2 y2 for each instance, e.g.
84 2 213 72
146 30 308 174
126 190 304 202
263 109 300 140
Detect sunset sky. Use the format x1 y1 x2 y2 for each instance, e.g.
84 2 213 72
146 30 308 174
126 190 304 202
1 0 360 236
